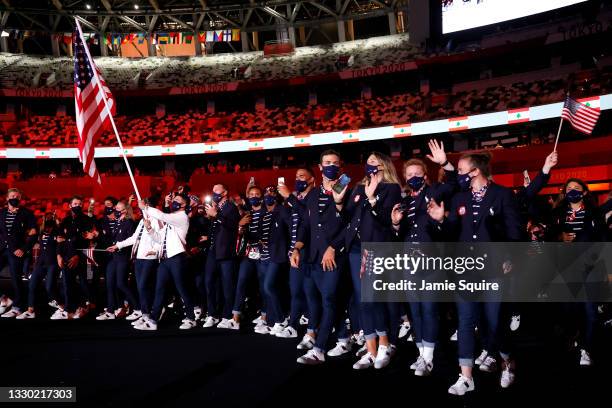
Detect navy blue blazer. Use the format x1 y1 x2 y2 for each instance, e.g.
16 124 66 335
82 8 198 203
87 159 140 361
441 182 523 242
0 207 37 253
262 204 292 263
35 230 58 267
210 200 240 260
111 218 136 258
396 181 456 242
292 187 348 264
57 213 95 260
344 182 401 250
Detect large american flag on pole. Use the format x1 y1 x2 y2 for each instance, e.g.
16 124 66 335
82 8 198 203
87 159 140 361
561 96 600 135
73 27 115 184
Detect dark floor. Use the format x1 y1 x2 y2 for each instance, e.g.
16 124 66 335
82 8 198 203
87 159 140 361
1 302 611 408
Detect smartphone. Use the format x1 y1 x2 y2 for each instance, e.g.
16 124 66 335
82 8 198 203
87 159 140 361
398 203 408 212
249 177 255 185
89 198 95 204
204 195 212 204
332 174 351 194
278 177 285 185
523 170 531 185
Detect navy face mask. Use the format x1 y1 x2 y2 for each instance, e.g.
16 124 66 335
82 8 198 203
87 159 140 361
295 180 309 193
171 201 183 212
71 206 82 214
104 207 114 216
7 198 20 207
248 197 262 207
322 164 340 180
365 164 379 177
114 210 122 219
212 192 224 203
406 176 425 191
565 189 584 204
457 173 473 191
264 195 276 206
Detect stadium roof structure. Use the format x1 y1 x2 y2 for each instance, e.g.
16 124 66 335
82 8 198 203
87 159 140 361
0 0 408 34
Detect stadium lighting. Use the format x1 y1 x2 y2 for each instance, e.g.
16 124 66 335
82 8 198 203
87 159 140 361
0 30 9 37
85 4 91 9
134 4 139 9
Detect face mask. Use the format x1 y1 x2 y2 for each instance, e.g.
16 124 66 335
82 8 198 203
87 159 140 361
171 202 183 212
566 189 583 204
114 210 123 219
212 192 224 203
264 195 276 206
248 197 262 207
457 173 473 192
406 176 425 191
7 198 19 207
322 164 340 180
71 206 82 214
295 180 309 193
104 207 114 216
365 164 379 177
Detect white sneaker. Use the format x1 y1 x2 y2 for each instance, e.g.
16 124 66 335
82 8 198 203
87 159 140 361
217 318 231 329
296 349 325 365
1 308 20 318
410 355 424 370
448 374 475 396
50 309 69 320
399 321 411 338
134 317 157 331
202 316 219 328
297 334 315 349
254 323 271 334
450 330 458 341
414 358 433 376
252 315 265 325
510 315 521 331
387 344 397 357
327 340 353 357
126 310 143 321
355 343 368 358
96 310 115 321
475 349 488 365
131 316 145 326
374 345 391 369
16 310 35 319
48 300 60 309
479 356 497 373
269 322 285 336
179 319 197 330
353 352 375 370
194 307 202 321
277 326 298 338
299 315 308 325
226 319 240 330
0 296 13 314
580 349 592 366
352 330 365 346
500 364 515 388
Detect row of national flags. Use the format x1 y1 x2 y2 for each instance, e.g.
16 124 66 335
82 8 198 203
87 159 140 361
49 30 241 47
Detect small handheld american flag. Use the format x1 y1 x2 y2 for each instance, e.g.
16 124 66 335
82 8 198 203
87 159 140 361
73 23 116 184
560 96 600 135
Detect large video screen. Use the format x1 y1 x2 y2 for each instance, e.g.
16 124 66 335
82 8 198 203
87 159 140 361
442 0 588 34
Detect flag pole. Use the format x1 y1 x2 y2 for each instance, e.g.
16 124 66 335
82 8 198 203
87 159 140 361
553 116 563 152
75 19 142 202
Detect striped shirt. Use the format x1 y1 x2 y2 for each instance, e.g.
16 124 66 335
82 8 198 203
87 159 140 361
209 201 228 249
4 210 16 234
565 206 586 233
404 196 418 239
318 186 333 214
248 209 263 245
260 211 273 261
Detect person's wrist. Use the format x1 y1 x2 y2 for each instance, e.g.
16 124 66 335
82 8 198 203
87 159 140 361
440 160 449 167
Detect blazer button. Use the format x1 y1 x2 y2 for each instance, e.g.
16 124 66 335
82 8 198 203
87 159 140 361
317 224 321 227
472 234 477 239
357 218 360 222
414 224 418 228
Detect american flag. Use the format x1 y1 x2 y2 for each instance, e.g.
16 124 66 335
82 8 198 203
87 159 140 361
561 96 600 135
73 25 115 184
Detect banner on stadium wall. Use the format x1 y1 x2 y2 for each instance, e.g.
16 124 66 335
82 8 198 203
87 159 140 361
1 94 609 159
338 61 418 80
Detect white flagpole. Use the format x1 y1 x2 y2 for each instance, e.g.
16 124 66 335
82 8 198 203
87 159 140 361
553 116 563 152
75 19 142 202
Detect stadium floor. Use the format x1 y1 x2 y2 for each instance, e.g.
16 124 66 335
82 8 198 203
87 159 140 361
1 304 611 408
